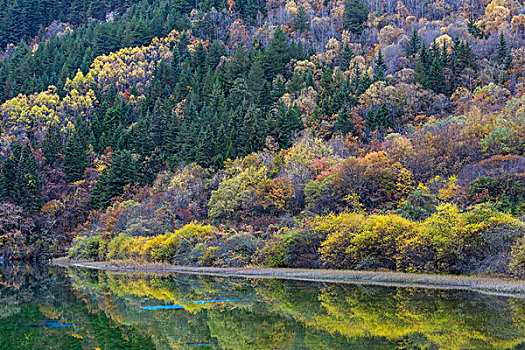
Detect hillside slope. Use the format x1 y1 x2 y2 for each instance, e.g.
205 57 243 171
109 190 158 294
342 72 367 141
0 0 523 275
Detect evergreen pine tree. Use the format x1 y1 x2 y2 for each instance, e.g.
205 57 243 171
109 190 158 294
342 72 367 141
264 27 289 78
192 43 207 71
139 148 165 185
247 58 266 106
497 33 508 64
335 110 354 134
415 46 430 88
427 55 444 94
42 126 62 166
90 167 110 210
276 104 304 149
406 29 421 57
0 162 9 203
374 50 386 81
205 41 226 69
91 150 137 210
293 6 309 33
340 44 354 71
497 33 512 70
367 103 390 130
358 72 372 95
0 141 21 202
504 51 513 71
468 15 482 38
13 145 41 212
238 106 263 155
178 101 199 162
215 123 234 163
342 0 369 36
87 0 107 20
64 120 89 183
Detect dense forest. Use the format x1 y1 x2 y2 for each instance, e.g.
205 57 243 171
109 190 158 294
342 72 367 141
0 0 524 276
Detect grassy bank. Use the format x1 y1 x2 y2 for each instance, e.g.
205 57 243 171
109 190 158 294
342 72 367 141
53 258 525 298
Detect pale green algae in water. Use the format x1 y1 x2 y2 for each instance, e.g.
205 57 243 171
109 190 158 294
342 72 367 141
0 264 524 349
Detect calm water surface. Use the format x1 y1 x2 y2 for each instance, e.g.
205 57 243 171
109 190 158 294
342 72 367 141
0 264 524 349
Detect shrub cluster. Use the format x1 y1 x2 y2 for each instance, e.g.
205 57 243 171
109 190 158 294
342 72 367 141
317 204 525 274
69 203 525 278
69 222 262 267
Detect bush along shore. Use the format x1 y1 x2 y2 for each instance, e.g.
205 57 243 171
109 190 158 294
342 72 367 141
67 203 525 279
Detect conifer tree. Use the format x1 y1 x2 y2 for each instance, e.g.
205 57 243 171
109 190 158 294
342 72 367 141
90 167 110 210
91 150 137 210
343 0 369 36
205 41 226 69
276 104 303 149
497 33 512 70
335 110 354 134
340 44 354 71
42 127 62 166
247 59 266 105
374 50 386 81
357 72 372 95
468 15 482 38
0 141 21 202
293 7 309 33
87 0 107 20
406 29 421 57
415 46 430 89
13 145 41 212
427 57 444 94
64 120 89 183
264 27 289 78
367 102 390 130
239 106 265 155
192 43 207 72
497 33 508 65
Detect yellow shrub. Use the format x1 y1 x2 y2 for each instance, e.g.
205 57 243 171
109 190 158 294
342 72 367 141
142 234 170 261
128 236 148 261
509 238 525 278
396 228 436 272
318 212 366 268
176 222 213 238
106 234 132 260
318 213 413 270
349 215 414 270
151 234 182 262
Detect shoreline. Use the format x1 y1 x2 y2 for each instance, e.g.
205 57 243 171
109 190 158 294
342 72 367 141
53 258 525 298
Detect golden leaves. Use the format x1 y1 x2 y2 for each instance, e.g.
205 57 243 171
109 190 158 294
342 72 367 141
87 30 183 99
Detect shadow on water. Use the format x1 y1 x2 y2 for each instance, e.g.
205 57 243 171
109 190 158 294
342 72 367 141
0 264 524 349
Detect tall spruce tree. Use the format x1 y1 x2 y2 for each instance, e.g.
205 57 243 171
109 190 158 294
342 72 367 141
91 150 138 210
42 126 62 166
340 44 355 70
343 0 369 36
13 145 41 212
264 27 290 78
497 33 508 65
293 6 309 32
406 29 421 57
374 50 386 82
497 33 512 70
64 120 89 183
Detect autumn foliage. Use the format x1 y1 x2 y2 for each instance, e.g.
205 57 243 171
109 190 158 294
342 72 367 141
0 0 521 277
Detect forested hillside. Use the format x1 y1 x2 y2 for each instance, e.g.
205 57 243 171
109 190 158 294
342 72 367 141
0 0 524 275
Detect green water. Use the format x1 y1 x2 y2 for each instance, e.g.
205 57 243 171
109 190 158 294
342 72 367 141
0 265 524 350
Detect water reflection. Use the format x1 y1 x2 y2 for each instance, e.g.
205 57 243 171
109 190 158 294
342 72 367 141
0 265 523 349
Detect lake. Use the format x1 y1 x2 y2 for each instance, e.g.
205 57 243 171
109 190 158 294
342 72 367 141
0 264 523 349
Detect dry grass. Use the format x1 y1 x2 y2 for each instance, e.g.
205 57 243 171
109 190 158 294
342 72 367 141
53 258 525 298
